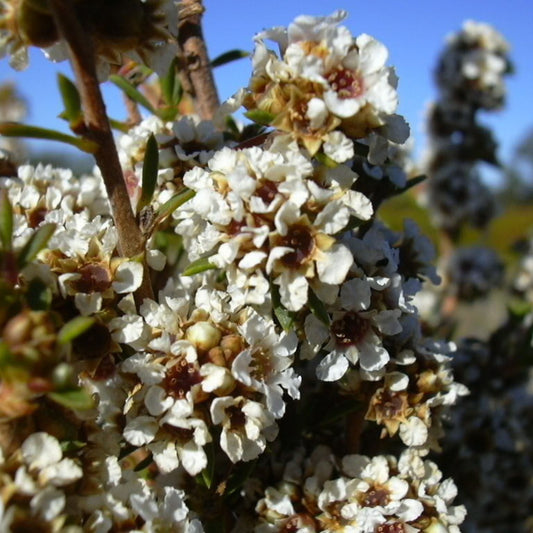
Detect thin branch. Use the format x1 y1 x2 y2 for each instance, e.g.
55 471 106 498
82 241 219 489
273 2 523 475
49 0 153 304
123 93 143 127
177 0 220 120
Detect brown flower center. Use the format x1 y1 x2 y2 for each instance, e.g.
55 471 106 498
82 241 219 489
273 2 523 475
228 405 246 429
331 311 370 346
279 224 315 268
326 68 365 99
363 486 391 507
164 359 202 399
28 207 48 229
376 523 406 533
73 263 112 293
372 388 409 421
256 181 279 205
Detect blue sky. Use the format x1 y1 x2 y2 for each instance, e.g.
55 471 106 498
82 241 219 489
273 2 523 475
0 1 532 180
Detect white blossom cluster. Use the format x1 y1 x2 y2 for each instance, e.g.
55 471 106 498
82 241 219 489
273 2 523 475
436 20 511 110
445 245 504 301
422 21 512 237
0 9 470 531
441 333 533 531
253 445 465 532
241 10 409 159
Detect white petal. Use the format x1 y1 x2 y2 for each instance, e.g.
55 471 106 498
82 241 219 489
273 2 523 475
314 201 350 234
317 244 352 285
149 441 180 474
399 417 428 446
147 249 166 271
357 34 389 73
340 278 371 311
144 386 174 416
123 416 159 446
31 487 65 521
238 250 267 269
324 89 361 118
374 309 403 335
220 429 243 463
74 292 102 316
343 190 373 220
358 336 389 371
178 440 207 476
306 97 328 130
316 352 349 381
112 261 144 294
21 433 62 470
39 458 83 487
276 271 309 311
395 498 424 521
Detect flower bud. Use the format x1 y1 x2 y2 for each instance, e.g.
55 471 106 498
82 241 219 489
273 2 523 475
186 322 221 352
206 347 226 367
423 519 448 533
220 334 245 363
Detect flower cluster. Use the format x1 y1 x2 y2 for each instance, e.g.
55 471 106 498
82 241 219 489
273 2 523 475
422 21 512 237
0 7 472 531
441 332 533 531
253 446 465 532
241 10 408 157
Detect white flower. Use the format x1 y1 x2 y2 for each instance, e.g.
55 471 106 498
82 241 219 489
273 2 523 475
306 277 402 382
210 396 277 463
231 310 300 418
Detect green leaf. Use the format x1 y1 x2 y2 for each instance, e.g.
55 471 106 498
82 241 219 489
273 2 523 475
270 283 294 332
309 289 331 326
57 316 96 345
0 342 11 366
401 174 426 191
211 49 250 68
134 453 154 472
0 122 98 153
225 115 241 137
60 440 87 453
137 134 159 212
57 73 82 126
0 189 13 251
157 106 181 122
48 388 95 410
109 118 130 133
17 223 56 268
182 257 217 276
109 75 156 115
226 459 258 496
26 278 52 311
508 298 532 318
200 443 215 489
315 151 339 168
160 58 182 107
155 188 195 223
244 109 275 126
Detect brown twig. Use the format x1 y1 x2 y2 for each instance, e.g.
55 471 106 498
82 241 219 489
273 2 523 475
346 409 366 454
177 0 220 120
123 93 143 127
49 0 153 305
